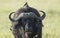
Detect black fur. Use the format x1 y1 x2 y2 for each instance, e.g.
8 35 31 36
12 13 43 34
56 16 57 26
9 3 45 38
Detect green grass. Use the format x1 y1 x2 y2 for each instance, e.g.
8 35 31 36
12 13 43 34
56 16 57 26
0 0 60 38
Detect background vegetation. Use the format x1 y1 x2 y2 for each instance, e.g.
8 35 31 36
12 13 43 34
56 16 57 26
0 0 60 38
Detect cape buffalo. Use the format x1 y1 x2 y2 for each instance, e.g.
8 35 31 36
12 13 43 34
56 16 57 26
9 2 46 38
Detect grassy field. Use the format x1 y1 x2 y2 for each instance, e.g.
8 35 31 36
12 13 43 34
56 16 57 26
0 0 60 38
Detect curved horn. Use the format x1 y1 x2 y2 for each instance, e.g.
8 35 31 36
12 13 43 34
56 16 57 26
14 13 24 20
39 10 46 20
9 12 24 22
15 13 38 20
9 12 16 22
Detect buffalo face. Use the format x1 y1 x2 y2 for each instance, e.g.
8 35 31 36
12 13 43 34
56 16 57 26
9 2 46 38
21 17 36 33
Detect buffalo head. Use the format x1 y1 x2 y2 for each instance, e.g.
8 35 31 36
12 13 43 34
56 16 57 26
9 2 46 38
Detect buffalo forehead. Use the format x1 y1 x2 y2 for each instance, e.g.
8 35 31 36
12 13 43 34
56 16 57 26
21 12 37 18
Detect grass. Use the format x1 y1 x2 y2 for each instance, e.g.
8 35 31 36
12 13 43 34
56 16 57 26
0 0 60 38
